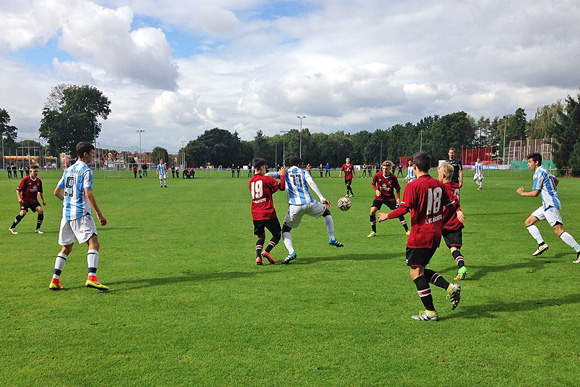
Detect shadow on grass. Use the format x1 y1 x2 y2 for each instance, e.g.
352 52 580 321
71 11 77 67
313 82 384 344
436 259 550 280
444 293 580 320
291 252 401 265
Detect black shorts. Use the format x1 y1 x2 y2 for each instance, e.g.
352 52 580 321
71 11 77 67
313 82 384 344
371 199 398 211
253 217 282 236
20 202 41 212
442 228 463 249
406 247 437 268
344 179 352 186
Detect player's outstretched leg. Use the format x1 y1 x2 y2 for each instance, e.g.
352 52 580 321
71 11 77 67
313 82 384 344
559 231 580 261
262 234 280 264
282 225 297 264
412 275 438 321
9 213 25 234
527 225 549 256
324 214 343 247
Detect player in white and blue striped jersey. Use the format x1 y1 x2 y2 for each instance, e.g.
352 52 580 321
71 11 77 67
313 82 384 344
49 142 109 291
156 159 168 188
473 158 484 190
268 156 343 264
517 153 580 262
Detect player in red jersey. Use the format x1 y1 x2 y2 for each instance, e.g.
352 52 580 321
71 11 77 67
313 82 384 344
339 157 356 197
368 160 409 237
378 153 462 321
249 158 286 265
438 163 467 280
9 164 46 235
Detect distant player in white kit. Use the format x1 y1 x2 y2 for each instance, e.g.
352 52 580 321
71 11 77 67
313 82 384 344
473 158 484 190
269 156 344 264
49 142 108 291
157 159 167 188
517 152 580 262
403 159 416 183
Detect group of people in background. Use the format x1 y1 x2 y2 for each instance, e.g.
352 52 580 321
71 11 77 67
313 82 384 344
6 164 30 179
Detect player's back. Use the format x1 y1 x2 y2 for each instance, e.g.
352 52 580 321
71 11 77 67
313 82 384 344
285 166 314 205
249 174 279 220
443 182 463 230
404 176 453 248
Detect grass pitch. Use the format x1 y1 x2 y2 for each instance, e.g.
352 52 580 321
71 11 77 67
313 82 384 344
1 169 580 386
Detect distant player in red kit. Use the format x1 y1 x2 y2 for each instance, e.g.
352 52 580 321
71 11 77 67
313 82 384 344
378 152 462 321
339 157 356 197
9 164 46 234
438 163 468 280
249 158 286 265
368 160 409 237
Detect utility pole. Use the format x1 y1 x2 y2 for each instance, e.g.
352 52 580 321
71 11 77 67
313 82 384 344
297 115 305 159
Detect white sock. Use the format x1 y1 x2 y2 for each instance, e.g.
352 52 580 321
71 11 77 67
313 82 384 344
87 249 99 275
527 225 544 244
53 253 67 279
282 232 294 254
560 232 580 252
324 215 335 240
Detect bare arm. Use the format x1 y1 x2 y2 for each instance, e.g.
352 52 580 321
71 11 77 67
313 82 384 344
54 187 64 201
39 192 46 206
459 169 464 188
16 189 23 203
516 187 540 197
305 174 329 205
85 188 107 226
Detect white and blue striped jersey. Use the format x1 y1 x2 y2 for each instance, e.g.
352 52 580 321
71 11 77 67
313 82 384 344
474 161 483 176
406 166 416 182
57 161 93 221
157 163 167 176
532 166 561 210
285 166 315 205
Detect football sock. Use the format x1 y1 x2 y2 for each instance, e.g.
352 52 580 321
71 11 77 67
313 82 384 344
452 250 465 268
399 217 408 232
52 253 68 279
526 225 544 244
87 249 99 276
370 215 377 233
265 234 281 253
424 269 450 290
36 214 44 230
256 238 265 257
560 232 580 252
11 214 24 229
282 232 295 254
324 215 335 239
414 276 435 311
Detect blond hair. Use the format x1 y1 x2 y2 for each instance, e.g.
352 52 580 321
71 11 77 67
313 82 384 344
438 162 454 178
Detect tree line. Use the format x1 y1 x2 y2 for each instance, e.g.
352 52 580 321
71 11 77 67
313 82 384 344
1 84 580 174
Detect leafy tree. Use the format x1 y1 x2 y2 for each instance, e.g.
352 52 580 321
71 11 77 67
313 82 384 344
150 147 169 165
0 108 18 164
527 102 563 139
512 108 527 140
552 91 580 171
253 130 270 160
427 112 475 161
39 84 111 156
184 140 209 167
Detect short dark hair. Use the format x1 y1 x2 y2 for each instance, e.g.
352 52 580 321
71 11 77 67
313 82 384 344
412 152 431 173
76 142 95 158
527 153 542 165
288 156 302 167
252 158 267 170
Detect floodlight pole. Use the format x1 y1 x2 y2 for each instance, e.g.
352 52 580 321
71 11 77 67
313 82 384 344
380 140 383 163
137 130 145 155
281 130 289 166
503 116 508 165
181 140 186 167
297 115 305 159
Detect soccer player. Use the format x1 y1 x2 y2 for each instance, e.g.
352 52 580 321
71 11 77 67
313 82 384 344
438 163 468 280
517 153 580 262
403 159 415 183
49 142 108 291
362 163 367 178
473 157 484 190
249 158 286 265
270 156 343 264
368 160 409 237
156 159 168 188
339 157 356 197
9 164 46 234
378 152 461 321
445 148 463 188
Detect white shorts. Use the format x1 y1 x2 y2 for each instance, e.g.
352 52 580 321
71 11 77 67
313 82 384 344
474 173 484 180
531 206 563 227
58 214 98 246
284 202 327 229
159 174 167 180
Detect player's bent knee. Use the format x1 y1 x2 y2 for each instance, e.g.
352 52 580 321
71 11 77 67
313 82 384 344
323 209 331 217
282 225 292 233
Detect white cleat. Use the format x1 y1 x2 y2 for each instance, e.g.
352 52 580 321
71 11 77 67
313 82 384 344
8 228 18 235
532 244 549 257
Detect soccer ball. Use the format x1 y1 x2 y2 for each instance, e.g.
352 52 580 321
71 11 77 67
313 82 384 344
337 197 351 211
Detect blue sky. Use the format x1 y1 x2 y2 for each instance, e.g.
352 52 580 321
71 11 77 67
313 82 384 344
1 0 579 152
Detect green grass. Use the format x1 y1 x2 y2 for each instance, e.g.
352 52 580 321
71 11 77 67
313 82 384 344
1 169 580 386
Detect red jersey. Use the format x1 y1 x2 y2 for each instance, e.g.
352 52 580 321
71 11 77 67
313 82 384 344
388 175 457 248
372 171 400 202
249 174 285 220
341 163 354 180
443 182 463 231
17 176 43 204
